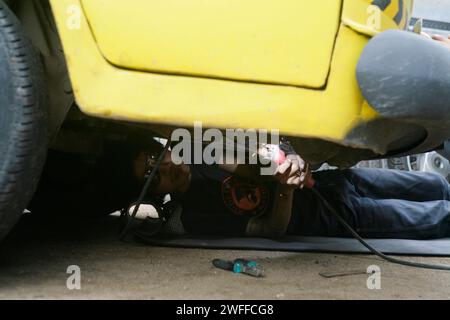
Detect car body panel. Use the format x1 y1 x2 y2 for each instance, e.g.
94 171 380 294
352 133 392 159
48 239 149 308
343 0 413 36
49 0 417 164
81 0 342 88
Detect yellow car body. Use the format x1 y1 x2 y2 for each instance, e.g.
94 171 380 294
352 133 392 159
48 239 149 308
49 0 415 165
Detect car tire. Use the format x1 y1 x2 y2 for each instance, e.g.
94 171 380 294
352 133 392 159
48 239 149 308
0 1 48 241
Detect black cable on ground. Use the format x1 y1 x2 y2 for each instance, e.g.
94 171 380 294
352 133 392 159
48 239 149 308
119 138 172 240
311 187 450 271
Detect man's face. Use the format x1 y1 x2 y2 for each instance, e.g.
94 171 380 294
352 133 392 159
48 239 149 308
134 150 191 195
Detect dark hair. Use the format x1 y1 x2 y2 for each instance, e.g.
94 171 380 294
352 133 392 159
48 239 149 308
120 135 167 204
110 135 165 185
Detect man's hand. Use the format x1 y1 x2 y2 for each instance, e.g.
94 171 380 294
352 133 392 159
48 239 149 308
274 154 311 189
431 34 450 50
422 32 450 50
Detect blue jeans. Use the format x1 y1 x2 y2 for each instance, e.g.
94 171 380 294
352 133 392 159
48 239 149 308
288 168 450 239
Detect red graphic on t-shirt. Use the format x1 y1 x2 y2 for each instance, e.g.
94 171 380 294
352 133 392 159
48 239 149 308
222 176 269 216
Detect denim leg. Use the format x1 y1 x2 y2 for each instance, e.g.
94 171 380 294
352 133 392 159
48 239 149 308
340 168 450 202
339 196 450 239
290 170 450 239
291 194 450 239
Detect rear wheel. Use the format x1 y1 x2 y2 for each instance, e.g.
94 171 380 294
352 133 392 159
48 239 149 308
0 1 47 241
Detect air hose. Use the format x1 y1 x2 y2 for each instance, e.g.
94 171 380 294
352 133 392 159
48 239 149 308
311 187 450 271
119 138 172 240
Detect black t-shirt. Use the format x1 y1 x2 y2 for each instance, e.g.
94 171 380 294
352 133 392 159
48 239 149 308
178 164 274 236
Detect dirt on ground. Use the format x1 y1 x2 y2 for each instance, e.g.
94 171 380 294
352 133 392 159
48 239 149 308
1 215 450 300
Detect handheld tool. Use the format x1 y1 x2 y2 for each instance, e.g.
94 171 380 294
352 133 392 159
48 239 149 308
212 258 264 278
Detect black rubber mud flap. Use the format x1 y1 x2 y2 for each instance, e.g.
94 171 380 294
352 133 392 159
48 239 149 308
354 30 450 156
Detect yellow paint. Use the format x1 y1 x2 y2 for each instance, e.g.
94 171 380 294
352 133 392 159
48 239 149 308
49 0 412 148
342 0 413 36
81 0 342 88
381 0 413 29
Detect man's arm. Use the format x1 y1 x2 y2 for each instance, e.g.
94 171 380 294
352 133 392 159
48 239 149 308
245 183 294 237
431 34 450 50
218 141 310 237
218 140 310 188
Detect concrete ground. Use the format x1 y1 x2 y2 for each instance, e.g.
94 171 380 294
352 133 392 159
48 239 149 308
1 215 450 300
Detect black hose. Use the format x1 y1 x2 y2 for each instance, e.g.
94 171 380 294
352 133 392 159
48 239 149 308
120 138 172 240
311 187 450 271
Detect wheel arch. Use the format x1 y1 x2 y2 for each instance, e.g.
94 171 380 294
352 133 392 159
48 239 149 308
9 0 73 143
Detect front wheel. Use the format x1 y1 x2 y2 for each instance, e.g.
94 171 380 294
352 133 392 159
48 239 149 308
0 1 48 241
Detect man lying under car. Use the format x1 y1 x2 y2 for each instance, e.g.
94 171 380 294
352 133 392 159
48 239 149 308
31 33 450 239
132 138 450 240
125 33 450 240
